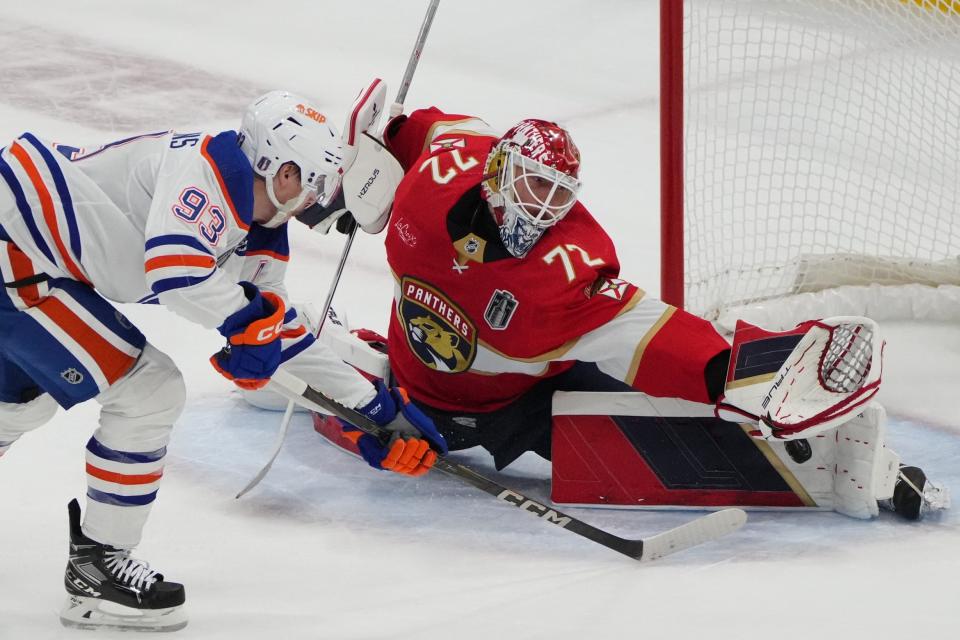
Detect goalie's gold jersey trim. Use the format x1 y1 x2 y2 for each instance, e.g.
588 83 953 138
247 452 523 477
743 424 819 507
476 288 646 365
625 305 676 385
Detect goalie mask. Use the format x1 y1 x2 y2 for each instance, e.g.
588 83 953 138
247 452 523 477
482 119 582 258
239 90 344 228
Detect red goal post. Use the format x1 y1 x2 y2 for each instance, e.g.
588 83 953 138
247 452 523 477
660 0 960 330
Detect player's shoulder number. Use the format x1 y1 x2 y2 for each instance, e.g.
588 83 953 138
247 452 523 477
170 132 201 149
543 244 605 283
418 147 479 185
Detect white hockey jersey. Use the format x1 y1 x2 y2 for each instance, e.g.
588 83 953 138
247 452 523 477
0 130 249 327
0 130 374 409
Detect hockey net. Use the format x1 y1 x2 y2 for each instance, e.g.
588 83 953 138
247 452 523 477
660 0 960 330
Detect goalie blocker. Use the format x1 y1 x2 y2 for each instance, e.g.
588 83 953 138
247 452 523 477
298 78 405 236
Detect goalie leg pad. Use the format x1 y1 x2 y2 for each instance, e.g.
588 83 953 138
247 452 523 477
551 391 820 509
830 404 897 519
551 391 901 518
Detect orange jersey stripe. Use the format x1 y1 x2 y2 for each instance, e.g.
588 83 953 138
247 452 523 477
36 296 136 385
5 242 41 306
86 463 163 485
279 325 307 339
243 249 290 262
9 143 90 285
201 136 249 232
144 254 216 272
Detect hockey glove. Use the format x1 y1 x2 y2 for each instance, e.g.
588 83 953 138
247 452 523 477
716 316 883 440
210 282 286 390
343 381 448 476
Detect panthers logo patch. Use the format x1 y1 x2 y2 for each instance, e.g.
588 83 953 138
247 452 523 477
399 277 476 373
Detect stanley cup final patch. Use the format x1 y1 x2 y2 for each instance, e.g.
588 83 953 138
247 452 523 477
484 289 518 330
399 277 477 373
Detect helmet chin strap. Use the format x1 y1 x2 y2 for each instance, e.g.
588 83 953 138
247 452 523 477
262 178 312 229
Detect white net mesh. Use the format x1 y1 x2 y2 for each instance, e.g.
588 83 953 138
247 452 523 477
682 0 960 321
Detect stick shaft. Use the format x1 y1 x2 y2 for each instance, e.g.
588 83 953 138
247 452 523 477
269 370 644 559
393 0 441 111
313 221 357 336
247 1 443 498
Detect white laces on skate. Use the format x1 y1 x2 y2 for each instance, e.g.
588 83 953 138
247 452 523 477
103 550 159 592
899 470 951 515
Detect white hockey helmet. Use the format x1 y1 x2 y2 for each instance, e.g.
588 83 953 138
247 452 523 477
239 90 344 227
482 119 582 257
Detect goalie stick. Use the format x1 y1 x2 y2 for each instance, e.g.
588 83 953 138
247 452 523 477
268 369 748 562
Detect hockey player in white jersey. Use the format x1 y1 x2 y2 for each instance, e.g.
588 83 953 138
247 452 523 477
0 89 446 632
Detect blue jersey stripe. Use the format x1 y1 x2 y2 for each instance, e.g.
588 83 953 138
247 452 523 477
0 155 57 265
149 271 215 295
204 131 254 227
60 131 168 162
145 234 213 256
87 488 158 507
244 222 290 258
279 333 315 365
86 437 167 464
21 133 82 262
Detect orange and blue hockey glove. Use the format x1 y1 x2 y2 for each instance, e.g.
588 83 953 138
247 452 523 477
343 381 448 477
210 282 285 390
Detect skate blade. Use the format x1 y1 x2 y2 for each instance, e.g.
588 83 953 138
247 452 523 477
60 595 187 632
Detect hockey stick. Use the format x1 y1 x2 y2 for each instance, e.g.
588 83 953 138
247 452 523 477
392 0 440 117
237 0 440 499
268 369 748 562
235 227 357 499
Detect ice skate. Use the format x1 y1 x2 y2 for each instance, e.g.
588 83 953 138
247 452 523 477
59 499 187 632
880 466 951 521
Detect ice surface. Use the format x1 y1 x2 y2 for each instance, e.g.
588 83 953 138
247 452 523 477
0 2 958 639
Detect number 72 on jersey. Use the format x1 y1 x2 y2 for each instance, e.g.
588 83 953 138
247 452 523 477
419 146 605 282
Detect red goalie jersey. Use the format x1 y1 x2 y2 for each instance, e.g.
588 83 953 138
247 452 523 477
383 108 729 413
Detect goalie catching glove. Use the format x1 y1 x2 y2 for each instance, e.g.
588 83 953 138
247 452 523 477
343 380 448 476
716 316 883 440
210 282 286 390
